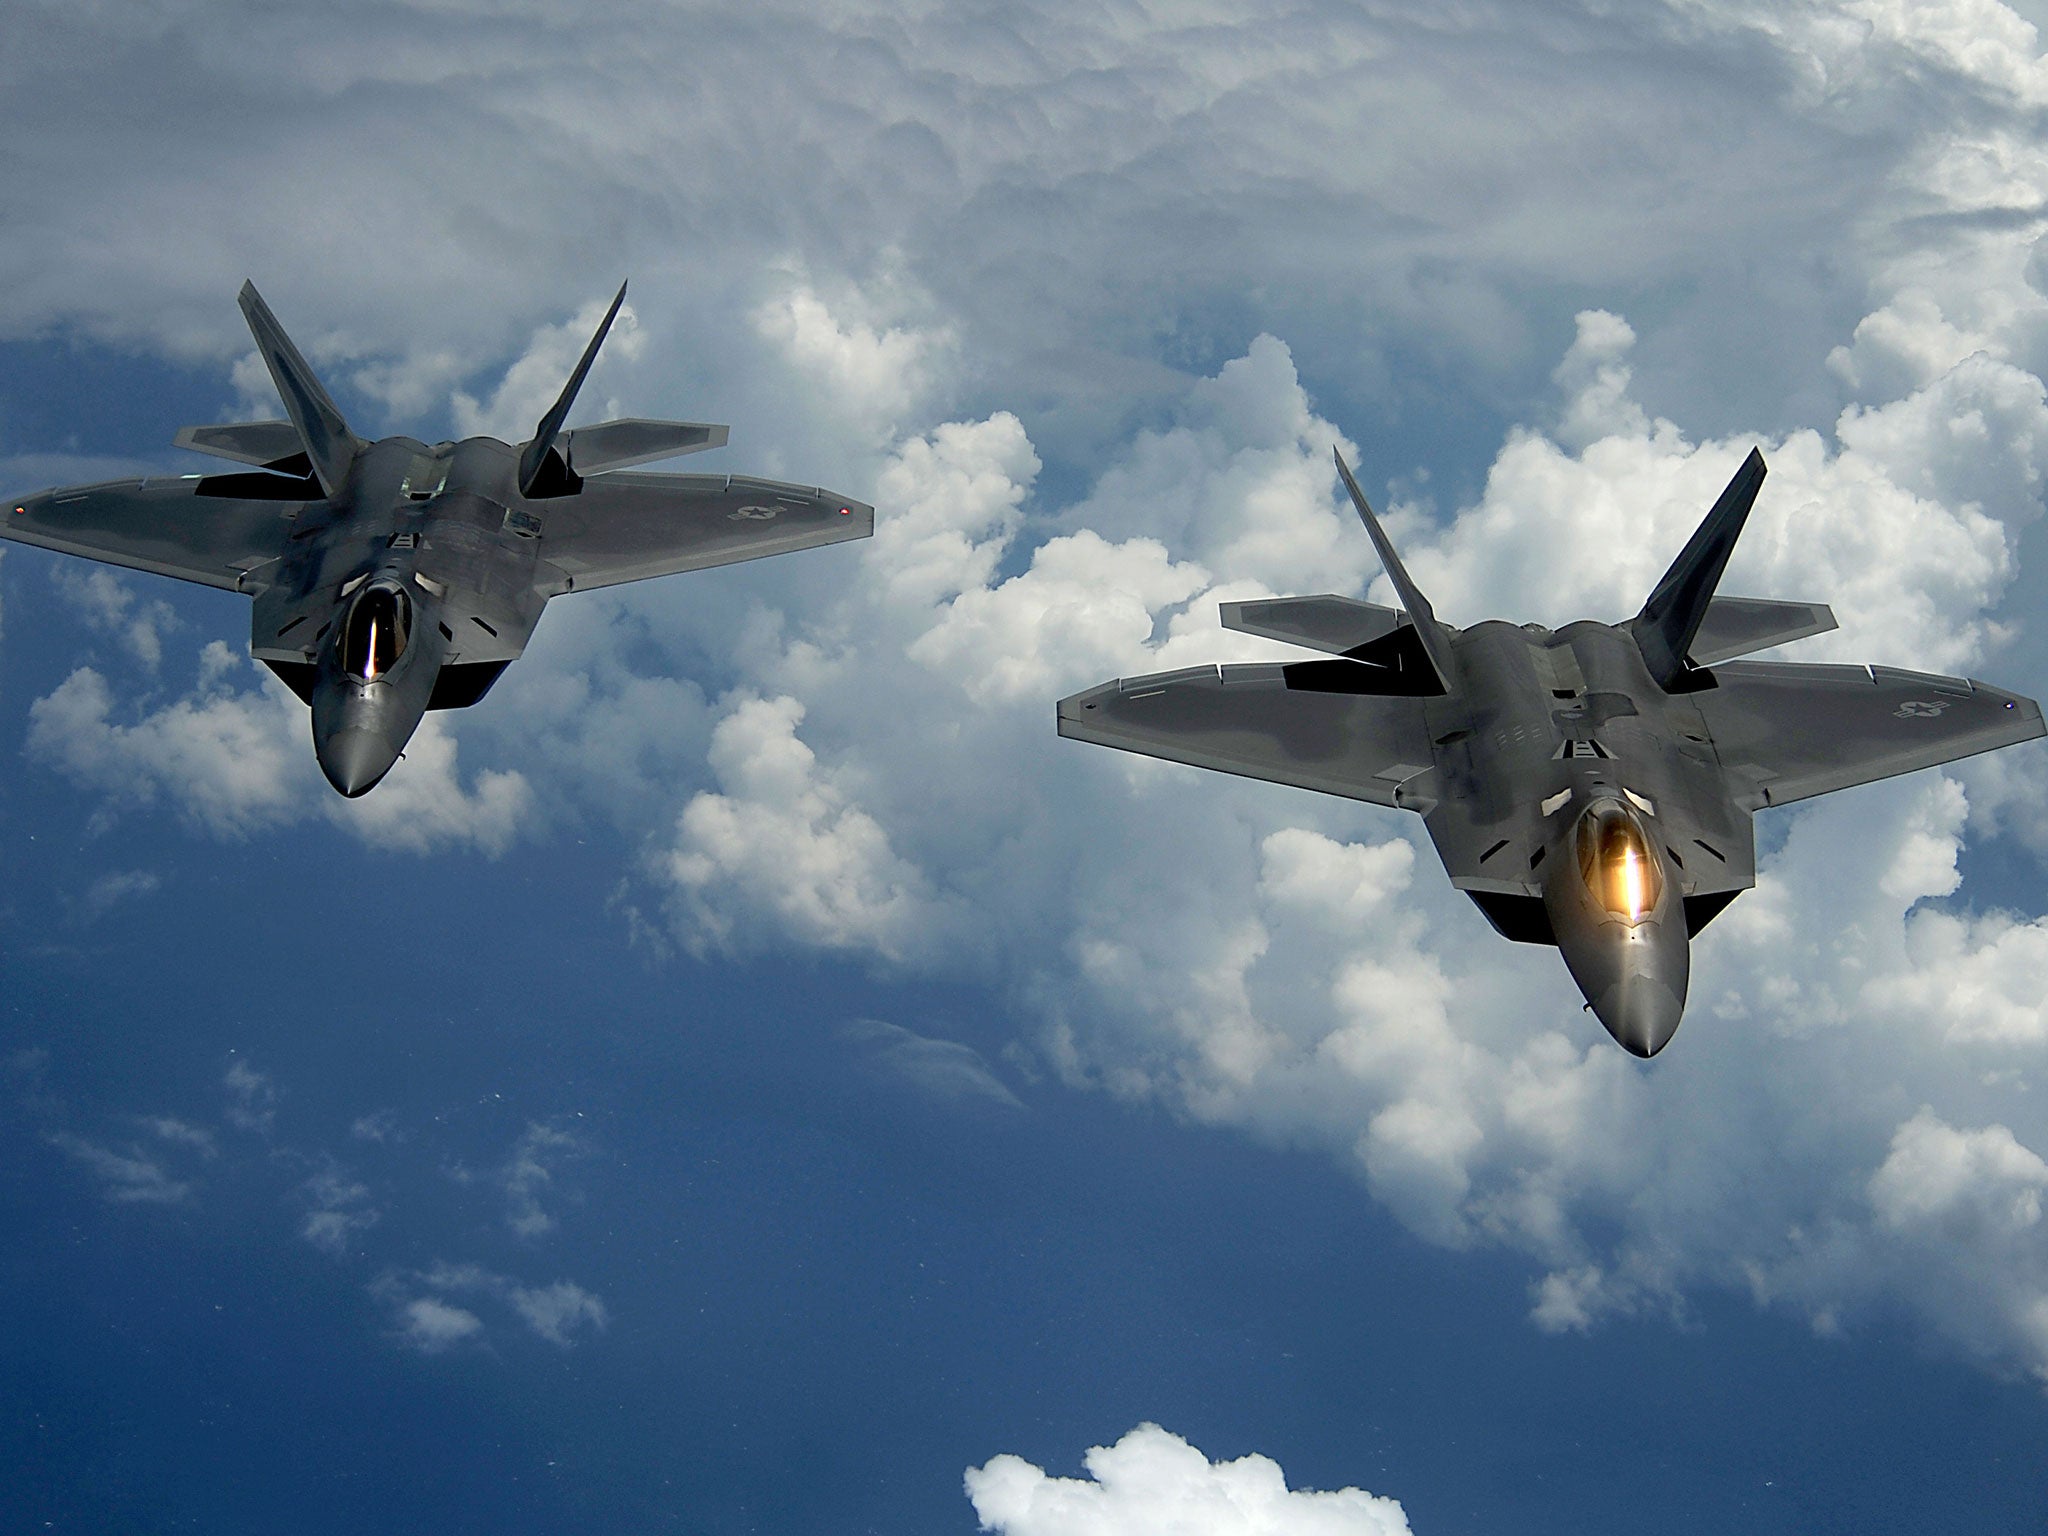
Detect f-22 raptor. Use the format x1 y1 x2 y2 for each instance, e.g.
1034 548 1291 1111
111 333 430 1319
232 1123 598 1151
5 282 873 796
1059 448 2045 1056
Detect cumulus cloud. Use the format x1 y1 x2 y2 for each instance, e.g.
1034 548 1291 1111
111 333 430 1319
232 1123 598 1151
1396 312 2041 676
451 290 645 442
612 281 2048 1383
661 693 955 963
966 1425 1412 1536
1870 1110 2048 1238
28 655 310 839
51 565 177 671
753 266 953 442
26 642 532 855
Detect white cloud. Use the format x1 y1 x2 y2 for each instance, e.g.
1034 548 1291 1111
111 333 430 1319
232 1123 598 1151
451 290 645 442
140 1115 217 1157
79 869 162 923
324 714 533 857
222 1059 277 1134
27 645 533 855
1398 322 2040 675
28 658 310 839
868 413 1038 612
394 1296 484 1354
506 1281 609 1346
966 1424 1412 1536
407 1261 609 1348
1051 335 1367 601
753 267 953 442
908 530 1209 707
299 1163 380 1257
500 1122 580 1240
51 565 177 671
1870 1110 2048 1237
661 693 955 963
48 1132 193 1205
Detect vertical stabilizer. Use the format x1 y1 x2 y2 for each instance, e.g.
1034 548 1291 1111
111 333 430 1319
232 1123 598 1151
518 282 628 499
1333 449 1456 691
1629 447 1767 688
237 281 361 498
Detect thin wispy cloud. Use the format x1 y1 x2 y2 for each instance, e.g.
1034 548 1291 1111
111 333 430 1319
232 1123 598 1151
48 1133 193 1205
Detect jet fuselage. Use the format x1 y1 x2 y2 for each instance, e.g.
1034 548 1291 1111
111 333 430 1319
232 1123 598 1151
248 435 551 795
1417 619 1745 1055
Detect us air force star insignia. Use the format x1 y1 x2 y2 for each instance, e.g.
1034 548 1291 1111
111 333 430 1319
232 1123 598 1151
730 504 779 520
1895 699 1949 718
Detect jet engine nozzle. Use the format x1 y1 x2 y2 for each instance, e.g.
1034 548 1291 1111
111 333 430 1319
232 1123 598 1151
309 575 447 797
1543 798 1690 1057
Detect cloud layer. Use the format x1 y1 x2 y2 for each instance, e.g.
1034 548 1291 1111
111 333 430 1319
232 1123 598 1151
9 0 2048 1388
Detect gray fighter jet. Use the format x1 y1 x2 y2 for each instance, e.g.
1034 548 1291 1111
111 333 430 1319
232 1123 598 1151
3 282 873 796
1059 448 2044 1056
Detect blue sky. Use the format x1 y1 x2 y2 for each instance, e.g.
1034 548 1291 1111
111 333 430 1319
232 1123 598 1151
7 2 2048 1531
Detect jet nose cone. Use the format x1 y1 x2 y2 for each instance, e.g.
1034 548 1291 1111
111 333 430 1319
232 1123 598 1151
1592 976 1687 1058
318 727 399 798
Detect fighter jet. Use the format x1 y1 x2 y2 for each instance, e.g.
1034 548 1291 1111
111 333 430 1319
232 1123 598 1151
3 282 873 796
1058 448 2045 1057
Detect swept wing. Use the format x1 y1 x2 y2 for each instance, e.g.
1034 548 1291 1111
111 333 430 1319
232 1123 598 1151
1057 663 1437 811
1693 660 2045 807
6 474 308 592
537 473 874 592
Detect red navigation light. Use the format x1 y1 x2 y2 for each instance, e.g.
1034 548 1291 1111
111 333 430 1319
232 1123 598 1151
839 506 851 515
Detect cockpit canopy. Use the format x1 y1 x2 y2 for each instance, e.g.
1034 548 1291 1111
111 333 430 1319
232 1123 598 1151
340 582 412 682
1573 798 1663 923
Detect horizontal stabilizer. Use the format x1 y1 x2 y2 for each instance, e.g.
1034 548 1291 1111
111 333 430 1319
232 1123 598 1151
238 282 360 498
1689 596 1836 666
566 418 730 475
1220 594 1406 656
174 421 312 470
